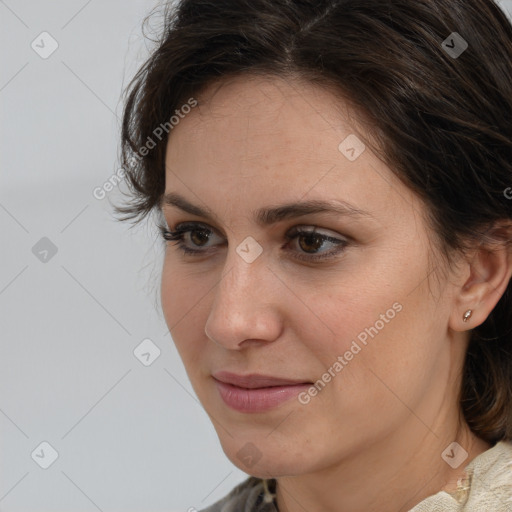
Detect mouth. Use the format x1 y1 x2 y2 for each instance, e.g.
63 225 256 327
212 371 313 413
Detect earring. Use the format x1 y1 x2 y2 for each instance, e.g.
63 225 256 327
462 309 473 322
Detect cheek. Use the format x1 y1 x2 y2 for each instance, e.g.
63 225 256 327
160 263 207 357
161 257 207 321
327 303 439 426
160 265 182 327
300 274 437 410
293 277 400 363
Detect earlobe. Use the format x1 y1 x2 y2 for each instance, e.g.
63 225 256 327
462 309 473 323
450 305 477 333
450 231 512 333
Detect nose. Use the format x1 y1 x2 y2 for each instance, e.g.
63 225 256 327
204 250 283 350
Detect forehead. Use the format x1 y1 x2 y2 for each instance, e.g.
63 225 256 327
166 75 364 180
163 74 423 232
171 74 363 150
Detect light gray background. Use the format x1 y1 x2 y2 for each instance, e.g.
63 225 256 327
1 1 511 511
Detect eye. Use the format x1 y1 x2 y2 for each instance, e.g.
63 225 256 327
283 225 348 262
158 222 349 262
158 221 224 255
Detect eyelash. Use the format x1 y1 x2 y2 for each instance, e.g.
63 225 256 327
157 221 349 263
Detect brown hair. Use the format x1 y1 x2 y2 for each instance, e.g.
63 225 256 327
115 0 512 444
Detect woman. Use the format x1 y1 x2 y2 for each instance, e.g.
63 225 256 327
115 0 512 510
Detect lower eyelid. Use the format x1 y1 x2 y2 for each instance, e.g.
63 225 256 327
193 233 343 260
165 223 349 258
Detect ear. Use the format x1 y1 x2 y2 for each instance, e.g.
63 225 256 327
449 222 512 333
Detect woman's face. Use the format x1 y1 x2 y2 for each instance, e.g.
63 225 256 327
160 75 465 477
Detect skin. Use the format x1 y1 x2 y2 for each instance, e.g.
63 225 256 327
159 74 512 512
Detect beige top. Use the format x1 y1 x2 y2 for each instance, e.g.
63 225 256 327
200 440 512 512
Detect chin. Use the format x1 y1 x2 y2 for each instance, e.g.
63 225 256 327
217 433 314 479
228 453 307 479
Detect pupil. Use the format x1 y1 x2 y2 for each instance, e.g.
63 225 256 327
300 233 322 253
191 229 210 246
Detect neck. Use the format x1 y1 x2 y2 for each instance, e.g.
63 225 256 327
275 419 490 512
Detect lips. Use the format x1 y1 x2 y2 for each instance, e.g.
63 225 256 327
212 371 313 413
212 371 311 389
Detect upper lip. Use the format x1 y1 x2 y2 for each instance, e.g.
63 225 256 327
212 371 311 389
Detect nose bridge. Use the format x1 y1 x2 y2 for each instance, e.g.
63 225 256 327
204 246 281 347
217 256 256 311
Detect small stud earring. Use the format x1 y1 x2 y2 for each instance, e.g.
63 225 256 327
462 309 473 322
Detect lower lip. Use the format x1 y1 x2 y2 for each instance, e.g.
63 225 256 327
214 379 311 413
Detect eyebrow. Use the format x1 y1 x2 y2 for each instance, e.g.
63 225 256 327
160 192 373 226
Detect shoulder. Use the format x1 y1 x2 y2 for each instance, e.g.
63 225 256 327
198 477 277 512
459 439 512 511
410 439 512 512
467 439 512 496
